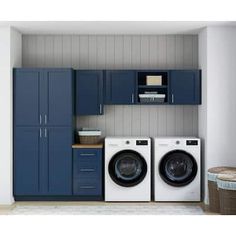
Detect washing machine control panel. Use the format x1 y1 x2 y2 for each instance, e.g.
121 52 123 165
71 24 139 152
186 140 198 146
136 140 148 146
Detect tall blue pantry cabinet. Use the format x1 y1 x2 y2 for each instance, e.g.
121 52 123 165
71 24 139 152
14 69 73 199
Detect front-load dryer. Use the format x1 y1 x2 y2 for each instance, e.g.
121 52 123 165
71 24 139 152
105 137 151 201
154 137 201 201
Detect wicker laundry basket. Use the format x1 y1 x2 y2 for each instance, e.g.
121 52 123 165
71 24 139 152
208 167 236 213
77 129 102 144
217 174 236 215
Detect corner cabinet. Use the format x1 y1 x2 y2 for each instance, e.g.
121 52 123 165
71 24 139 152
76 70 103 115
13 68 73 199
105 70 136 104
169 70 201 105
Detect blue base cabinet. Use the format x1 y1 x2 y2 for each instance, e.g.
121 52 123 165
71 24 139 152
73 148 103 200
14 68 73 198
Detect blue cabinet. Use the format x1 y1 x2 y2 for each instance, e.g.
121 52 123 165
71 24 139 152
169 70 201 104
46 127 72 195
73 148 103 200
14 127 41 195
44 69 73 126
14 69 42 126
14 68 73 126
14 68 73 197
76 70 103 115
105 70 136 104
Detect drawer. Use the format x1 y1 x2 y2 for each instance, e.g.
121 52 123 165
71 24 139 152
74 149 102 165
74 166 101 180
73 181 102 196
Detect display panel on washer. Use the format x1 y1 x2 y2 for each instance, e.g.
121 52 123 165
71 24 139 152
108 150 147 187
159 150 198 187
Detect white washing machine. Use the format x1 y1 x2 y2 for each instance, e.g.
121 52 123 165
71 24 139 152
154 137 201 201
105 137 151 201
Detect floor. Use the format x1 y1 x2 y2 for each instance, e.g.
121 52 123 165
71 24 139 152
0 202 210 215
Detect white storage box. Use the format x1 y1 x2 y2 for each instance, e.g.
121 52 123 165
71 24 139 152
146 75 162 85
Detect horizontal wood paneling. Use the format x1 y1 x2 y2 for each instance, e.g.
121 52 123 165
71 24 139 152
22 34 199 137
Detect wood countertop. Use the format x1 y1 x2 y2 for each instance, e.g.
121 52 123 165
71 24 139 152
72 143 103 149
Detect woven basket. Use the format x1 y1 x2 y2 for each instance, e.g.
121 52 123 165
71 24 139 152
208 181 220 213
79 135 100 144
217 174 236 215
207 167 236 213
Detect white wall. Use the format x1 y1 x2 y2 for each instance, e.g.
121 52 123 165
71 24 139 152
199 27 236 203
0 27 22 205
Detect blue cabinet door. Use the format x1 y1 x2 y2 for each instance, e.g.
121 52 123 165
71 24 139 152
105 70 136 104
46 127 72 195
14 127 41 196
14 69 43 126
170 70 201 104
44 69 73 126
76 70 103 115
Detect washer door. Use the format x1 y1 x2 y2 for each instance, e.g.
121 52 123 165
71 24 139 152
159 150 198 187
108 150 147 187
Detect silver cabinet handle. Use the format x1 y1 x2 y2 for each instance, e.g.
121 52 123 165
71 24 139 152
39 115 42 125
79 186 95 189
44 115 47 124
40 128 42 138
80 168 95 172
131 93 134 103
172 94 174 103
80 153 95 156
99 104 102 114
44 128 47 138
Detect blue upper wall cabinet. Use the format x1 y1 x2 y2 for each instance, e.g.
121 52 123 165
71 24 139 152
76 70 103 115
169 70 201 105
105 70 136 104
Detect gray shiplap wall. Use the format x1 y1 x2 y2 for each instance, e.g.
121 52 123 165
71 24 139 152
22 35 199 137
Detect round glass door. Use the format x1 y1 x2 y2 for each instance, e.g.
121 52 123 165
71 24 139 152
159 150 197 187
109 150 147 187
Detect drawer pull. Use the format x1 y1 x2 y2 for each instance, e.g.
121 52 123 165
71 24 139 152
80 168 95 172
79 186 95 189
80 153 95 156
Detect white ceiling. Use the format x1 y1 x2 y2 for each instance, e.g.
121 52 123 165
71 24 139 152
1 21 236 35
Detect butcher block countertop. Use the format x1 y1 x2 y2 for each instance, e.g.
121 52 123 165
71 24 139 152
72 143 103 149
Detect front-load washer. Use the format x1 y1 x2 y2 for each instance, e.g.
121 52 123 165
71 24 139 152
154 137 201 201
105 137 151 201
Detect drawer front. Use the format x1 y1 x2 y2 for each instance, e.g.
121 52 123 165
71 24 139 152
76 149 101 165
74 165 101 180
73 180 102 196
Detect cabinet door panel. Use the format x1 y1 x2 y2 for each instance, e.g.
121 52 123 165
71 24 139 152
14 69 42 126
14 127 41 196
170 70 201 104
76 70 103 115
46 127 72 195
105 70 136 104
45 69 73 126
